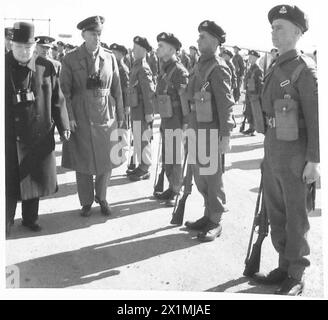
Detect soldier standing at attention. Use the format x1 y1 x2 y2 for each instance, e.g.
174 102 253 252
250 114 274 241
251 5 320 296
126 36 155 181
232 45 245 103
184 20 235 242
60 16 124 217
5 22 70 236
242 50 263 136
153 32 189 206
221 49 237 93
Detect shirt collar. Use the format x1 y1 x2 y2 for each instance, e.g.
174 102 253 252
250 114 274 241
275 49 299 66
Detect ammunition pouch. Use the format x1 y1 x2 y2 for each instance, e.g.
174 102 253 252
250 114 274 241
156 94 173 118
194 89 213 122
273 97 299 141
127 81 139 108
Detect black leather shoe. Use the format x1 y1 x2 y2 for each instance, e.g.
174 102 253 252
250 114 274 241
128 167 150 181
6 222 12 238
154 188 174 200
21 221 42 232
275 276 304 296
197 221 222 242
80 204 92 217
185 216 209 231
165 194 178 207
242 128 255 136
126 164 137 176
252 268 288 285
99 200 112 216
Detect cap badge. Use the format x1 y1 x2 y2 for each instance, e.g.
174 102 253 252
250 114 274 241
135 37 139 41
44 39 49 44
279 6 287 14
95 16 101 24
202 21 208 27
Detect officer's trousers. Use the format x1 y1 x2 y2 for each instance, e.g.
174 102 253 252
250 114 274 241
233 77 242 102
244 94 254 129
263 129 310 281
76 171 111 206
132 120 152 172
6 195 39 225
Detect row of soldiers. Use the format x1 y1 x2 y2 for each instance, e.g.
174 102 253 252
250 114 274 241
4 3 319 296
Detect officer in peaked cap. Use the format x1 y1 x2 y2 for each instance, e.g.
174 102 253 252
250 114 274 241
5 27 13 53
35 36 61 76
242 49 263 136
232 44 245 103
184 20 234 242
250 5 320 296
60 16 124 217
126 35 155 181
153 32 189 206
5 22 70 236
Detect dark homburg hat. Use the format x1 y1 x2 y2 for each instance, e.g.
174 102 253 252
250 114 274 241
12 22 35 44
109 43 128 55
77 15 105 31
133 36 152 52
198 20 226 44
157 32 182 51
222 49 233 59
35 36 56 47
248 50 260 58
268 5 308 33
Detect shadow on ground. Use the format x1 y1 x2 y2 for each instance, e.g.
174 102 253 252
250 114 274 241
11 227 199 288
9 197 169 239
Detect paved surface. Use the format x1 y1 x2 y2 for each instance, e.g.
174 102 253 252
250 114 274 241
6 103 323 298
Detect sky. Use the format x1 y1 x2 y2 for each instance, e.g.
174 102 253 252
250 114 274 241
2 0 322 53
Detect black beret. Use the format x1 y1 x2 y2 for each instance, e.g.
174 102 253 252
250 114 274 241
133 36 152 52
248 50 260 58
12 22 35 44
222 49 233 59
5 27 13 40
189 45 198 51
157 32 182 51
77 15 104 31
198 20 226 44
35 36 55 47
268 5 308 33
52 44 58 50
57 41 65 46
109 43 128 55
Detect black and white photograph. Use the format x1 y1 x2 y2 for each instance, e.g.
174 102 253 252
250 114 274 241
2 0 327 304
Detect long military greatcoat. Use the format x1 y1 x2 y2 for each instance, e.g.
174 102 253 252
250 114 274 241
60 43 124 175
5 51 70 200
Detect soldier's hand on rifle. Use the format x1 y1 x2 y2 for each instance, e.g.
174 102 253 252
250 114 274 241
69 120 77 132
218 136 231 154
60 130 71 142
302 162 320 184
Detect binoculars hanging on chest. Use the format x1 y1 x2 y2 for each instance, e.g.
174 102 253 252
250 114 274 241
13 88 35 105
86 74 102 89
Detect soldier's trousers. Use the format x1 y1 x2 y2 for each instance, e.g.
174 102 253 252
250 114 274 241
233 77 242 102
263 129 310 281
192 159 225 224
244 95 254 129
161 126 184 194
76 171 111 206
6 195 39 225
132 120 152 172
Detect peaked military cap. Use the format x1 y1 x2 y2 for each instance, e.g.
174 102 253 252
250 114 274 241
233 45 241 51
109 43 128 55
77 15 104 31
133 36 152 52
12 22 35 44
5 27 13 40
57 41 65 46
198 20 226 44
157 32 182 51
222 49 233 59
268 5 308 33
248 50 260 58
35 36 56 47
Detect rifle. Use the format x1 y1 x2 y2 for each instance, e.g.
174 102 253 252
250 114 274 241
243 171 269 277
170 151 191 226
221 153 225 174
153 132 165 195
